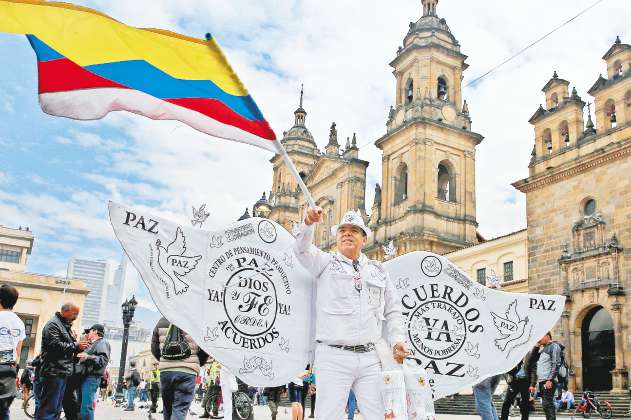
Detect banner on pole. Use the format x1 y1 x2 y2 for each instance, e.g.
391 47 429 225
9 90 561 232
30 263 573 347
384 251 565 399
108 202 314 386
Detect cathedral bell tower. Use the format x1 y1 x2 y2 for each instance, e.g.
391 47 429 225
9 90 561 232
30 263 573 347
269 86 320 231
368 0 483 258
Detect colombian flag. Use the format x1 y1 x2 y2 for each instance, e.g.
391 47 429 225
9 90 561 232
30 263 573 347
0 0 277 151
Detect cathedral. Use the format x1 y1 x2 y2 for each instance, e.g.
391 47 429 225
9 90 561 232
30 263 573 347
253 0 482 259
247 0 630 392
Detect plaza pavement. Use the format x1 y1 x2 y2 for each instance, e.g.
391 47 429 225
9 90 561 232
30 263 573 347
7 397 558 420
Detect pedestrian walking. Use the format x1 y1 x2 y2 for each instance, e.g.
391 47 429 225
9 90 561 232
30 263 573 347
35 302 88 420
139 380 148 402
124 360 141 411
531 332 562 420
149 362 161 414
151 317 209 420
76 323 110 420
263 386 284 420
98 370 109 402
500 347 538 420
473 374 501 420
0 284 26 419
200 363 221 419
195 377 203 402
293 208 408 419
306 371 316 418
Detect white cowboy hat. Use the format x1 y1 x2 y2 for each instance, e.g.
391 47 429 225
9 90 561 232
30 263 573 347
331 209 371 237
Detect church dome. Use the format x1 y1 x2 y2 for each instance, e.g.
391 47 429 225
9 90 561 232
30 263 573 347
284 122 315 144
282 86 318 150
401 0 460 52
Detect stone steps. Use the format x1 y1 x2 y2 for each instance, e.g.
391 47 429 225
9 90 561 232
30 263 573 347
434 392 631 417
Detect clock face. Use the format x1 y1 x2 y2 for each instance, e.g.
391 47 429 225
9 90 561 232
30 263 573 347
441 104 457 122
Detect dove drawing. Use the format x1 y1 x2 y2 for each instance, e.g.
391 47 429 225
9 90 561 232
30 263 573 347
491 300 530 352
191 204 210 227
155 227 202 295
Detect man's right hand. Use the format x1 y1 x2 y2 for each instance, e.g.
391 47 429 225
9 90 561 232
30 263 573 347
78 340 89 350
305 207 323 225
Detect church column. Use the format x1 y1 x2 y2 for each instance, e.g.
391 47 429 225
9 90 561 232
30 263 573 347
382 154 392 222
560 309 574 386
610 302 626 390
463 149 476 241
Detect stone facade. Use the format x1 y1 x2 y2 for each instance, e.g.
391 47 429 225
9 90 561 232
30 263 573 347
367 3 483 259
264 87 369 249
514 37 631 391
447 229 528 294
254 0 481 260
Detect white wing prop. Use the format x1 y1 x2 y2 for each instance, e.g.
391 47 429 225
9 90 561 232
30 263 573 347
384 251 565 399
108 201 314 386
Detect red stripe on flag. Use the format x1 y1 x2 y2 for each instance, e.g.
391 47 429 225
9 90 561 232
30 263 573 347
37 59 128 93
36 59 276 141
167 98 276 141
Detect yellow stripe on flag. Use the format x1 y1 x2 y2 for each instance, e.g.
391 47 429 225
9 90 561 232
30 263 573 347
0 0 249 97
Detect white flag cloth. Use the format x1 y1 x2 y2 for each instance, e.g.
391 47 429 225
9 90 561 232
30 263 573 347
384 251 565 399
108 202 314 386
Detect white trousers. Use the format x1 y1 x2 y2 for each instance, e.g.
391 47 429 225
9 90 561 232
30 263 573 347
314 344 383 420
221 367 236 418
221 382 232 418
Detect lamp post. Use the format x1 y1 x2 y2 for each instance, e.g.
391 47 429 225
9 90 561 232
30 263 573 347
115 295 138 400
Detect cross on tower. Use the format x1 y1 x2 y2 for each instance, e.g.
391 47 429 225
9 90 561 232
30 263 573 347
299 83 304 108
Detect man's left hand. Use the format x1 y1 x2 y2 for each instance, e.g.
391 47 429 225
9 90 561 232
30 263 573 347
76 352 88 361
393 342 409 364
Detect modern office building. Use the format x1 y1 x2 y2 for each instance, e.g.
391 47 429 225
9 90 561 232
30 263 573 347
67 258 110 329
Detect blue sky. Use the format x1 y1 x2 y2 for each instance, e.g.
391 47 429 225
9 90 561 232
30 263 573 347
0 0 629 314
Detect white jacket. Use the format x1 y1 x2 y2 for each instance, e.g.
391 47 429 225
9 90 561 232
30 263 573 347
293 223 405 347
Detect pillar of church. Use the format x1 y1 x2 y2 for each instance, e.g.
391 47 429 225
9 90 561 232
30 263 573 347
610 302 627 390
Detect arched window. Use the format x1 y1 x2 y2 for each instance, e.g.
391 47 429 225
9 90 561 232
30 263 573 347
583 198 596 216
405 79 414 105
614 60 623 78
437 77 448 101
543 128 552 154
299 171 307 181
559 120 569 147
394 163 408 202
437 161 456 202
551 92 559 107
625 90 631 107
605 99 616 129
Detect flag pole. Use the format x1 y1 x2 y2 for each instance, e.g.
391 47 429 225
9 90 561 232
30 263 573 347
273 140 316 209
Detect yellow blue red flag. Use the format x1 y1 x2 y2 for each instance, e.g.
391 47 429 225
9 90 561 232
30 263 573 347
0 0 277 151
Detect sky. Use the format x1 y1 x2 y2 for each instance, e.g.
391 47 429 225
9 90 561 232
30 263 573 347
0 0 629 316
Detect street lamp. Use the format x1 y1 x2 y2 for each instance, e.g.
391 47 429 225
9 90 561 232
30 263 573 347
115 295 138 401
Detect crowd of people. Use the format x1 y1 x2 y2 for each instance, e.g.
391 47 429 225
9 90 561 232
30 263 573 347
0 284 112 420
470 330 631 420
